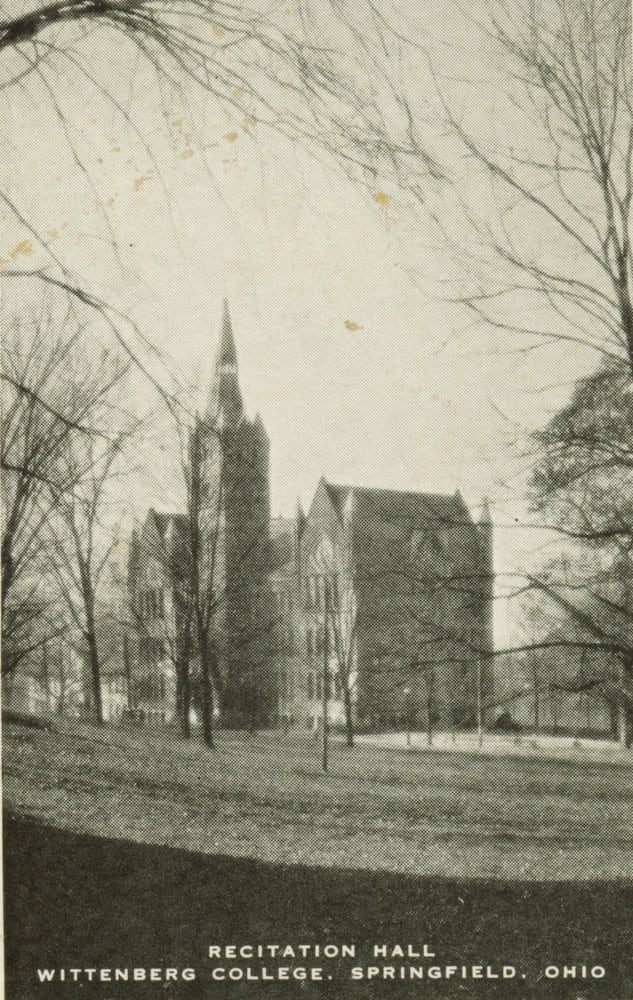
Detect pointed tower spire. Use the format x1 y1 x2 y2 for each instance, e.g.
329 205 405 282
218 297 238 366
206 299 243 426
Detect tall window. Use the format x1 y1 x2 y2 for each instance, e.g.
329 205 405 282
315 624 324 656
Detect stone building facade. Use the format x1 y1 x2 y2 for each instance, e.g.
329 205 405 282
130 304 494 731
270 480 493 731
130 303 274 726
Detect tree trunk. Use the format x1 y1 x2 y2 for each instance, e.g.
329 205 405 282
342 677 355 747
198 633 215 748
41 642 50 711
123 634 134 710
86 629 104 725
200 665 214 747
176 658 191 739
182 668 191 739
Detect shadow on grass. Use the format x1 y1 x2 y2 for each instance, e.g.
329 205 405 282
4 812 633 1000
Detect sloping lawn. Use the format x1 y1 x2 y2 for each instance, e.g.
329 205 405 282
3 719 633 880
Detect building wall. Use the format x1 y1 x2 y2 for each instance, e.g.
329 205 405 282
264 482 497 733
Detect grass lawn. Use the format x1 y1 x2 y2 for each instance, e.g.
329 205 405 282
6 815 633 1000
3 718 633 881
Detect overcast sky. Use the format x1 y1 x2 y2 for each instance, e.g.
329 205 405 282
1 0 599 607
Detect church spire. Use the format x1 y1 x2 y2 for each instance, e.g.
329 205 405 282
206 299 243 426
218 297 238 366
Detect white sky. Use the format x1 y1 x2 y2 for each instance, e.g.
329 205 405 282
0 0 601 629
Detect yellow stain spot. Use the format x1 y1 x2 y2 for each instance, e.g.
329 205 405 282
111 146 121 153
10 240 33 258
46 228 59 239
106 197 115 207
234 86 246 100
212 24 225 38
133 173 153 191
96 157 104 164
373 190 391 229
203 142 219 150
344 320 364 332
242 118 256 131
180 148 194 160
225 131 239 143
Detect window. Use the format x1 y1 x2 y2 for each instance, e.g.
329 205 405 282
307 673 314 699
334 673 342 699
306 629 313 656
316 674 323 699
315 624 325 656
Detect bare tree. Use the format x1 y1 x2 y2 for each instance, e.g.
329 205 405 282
44 355 134 724
127 408 276 747
524 365 633 744
1 300 133 679
0 0 441 357
408 0 631 374
126 517 196 738
186 418 221 747
412 0 633 743
327 573 357 748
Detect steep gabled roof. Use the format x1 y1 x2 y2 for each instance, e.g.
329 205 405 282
323 481 473 529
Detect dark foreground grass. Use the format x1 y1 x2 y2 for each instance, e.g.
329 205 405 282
3 719 633 880
5 815 633 1000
